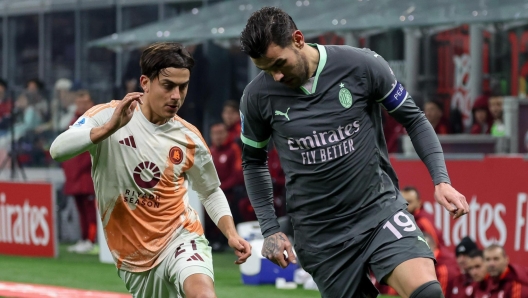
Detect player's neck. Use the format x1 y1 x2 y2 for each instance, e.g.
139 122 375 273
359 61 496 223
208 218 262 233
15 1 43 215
303 44 320 78
139 103 169 125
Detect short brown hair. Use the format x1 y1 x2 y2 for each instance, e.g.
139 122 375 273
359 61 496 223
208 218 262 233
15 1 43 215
484 244 507 257
140 42 194 80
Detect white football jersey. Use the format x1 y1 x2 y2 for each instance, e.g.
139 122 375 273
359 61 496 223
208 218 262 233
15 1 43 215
70 100 220 272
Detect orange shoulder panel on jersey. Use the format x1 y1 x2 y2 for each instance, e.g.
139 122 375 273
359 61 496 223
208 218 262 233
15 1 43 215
174 115 210 153
83 100 120 118
181 135 196 172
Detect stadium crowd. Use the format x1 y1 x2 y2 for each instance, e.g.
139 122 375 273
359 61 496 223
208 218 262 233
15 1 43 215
0 72 525 296
375 186 528 298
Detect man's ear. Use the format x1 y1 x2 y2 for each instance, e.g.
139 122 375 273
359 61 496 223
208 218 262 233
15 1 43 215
292 30 305 49
139 75 149 93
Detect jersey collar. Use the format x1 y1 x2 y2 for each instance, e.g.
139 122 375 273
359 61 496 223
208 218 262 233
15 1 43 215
299 43 327 95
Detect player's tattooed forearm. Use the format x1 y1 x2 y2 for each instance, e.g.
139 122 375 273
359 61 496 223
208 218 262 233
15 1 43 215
263 233 286 256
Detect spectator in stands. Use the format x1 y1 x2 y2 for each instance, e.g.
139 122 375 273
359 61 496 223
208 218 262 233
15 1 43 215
25 79 49 123
222 100 241 146
456 237 479 274
401 186 444 246
62 90 97 254
448 249 486 298
488 95 505 137
473 244 528 297
207 122 244 251
424 100 450 135
35 78 75 135
467 249 487 283
470 95 492 134
424 233 459 294
0 79 11 130
447 237 479 298
0 92 43 148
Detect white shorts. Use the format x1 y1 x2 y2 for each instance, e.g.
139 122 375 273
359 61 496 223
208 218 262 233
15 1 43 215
118 232 214 298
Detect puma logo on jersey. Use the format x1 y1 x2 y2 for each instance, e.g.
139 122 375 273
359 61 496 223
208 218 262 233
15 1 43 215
119 135 137 148
275 107 290 121
418 235 430 248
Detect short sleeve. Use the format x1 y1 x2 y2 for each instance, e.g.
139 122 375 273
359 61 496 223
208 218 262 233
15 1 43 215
70 101 118 130
364 49 409 113
186 145 221 196
239 91 272 149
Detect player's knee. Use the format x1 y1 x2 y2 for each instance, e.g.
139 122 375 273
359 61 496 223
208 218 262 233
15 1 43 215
409 280 444 298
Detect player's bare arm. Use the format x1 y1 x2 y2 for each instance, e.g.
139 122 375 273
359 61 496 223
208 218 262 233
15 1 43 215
90 92 143 144
262 232 297 268
434 182 469 219
216 215 252 264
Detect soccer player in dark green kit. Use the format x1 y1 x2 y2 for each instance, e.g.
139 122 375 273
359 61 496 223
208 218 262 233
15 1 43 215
239 7 469 298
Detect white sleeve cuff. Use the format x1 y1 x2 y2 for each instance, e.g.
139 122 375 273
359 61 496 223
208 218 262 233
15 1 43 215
199 187 232 225
50 127 94 162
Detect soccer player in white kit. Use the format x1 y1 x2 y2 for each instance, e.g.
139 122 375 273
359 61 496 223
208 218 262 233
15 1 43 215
50 42 251 298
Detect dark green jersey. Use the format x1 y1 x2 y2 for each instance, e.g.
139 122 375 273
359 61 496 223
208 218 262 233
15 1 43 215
240 44 447 250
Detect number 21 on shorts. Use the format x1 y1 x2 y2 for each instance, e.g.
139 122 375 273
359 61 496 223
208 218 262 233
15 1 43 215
383 211 416 239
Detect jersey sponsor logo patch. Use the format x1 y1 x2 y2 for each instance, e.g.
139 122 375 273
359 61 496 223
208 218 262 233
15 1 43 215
338 83 353 108
118 135 137 148
169 146 184 165
274 107 290 121
288 121 360 165
133 161 161 188
380 81 407 112
73 118 85 127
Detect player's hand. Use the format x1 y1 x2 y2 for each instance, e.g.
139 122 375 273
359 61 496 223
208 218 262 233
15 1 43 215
262 232 297 268
434 182 469 219
105 92 143 132
228 235 252 265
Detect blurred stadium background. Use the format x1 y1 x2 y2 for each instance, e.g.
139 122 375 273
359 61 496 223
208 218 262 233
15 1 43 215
0 0 528 297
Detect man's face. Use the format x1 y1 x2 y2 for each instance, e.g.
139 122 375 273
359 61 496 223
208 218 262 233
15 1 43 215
222 106 240 128
402 190 420 214
484 247 509 278
474 109 488 125
26 81 39 93
252 42 310 89
467 256 487 282
488 96 503 120
210 124 228 147
424 102 442 125
457 254 470 274
141 67 190 120
75 95 94 115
